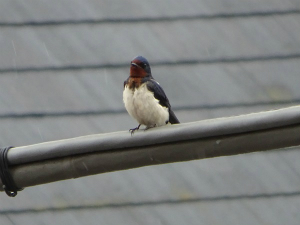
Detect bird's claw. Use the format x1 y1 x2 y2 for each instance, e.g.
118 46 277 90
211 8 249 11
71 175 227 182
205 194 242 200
129 124 141 135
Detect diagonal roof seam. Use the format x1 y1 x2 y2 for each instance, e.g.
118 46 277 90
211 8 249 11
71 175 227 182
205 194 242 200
0 100 299 119
1 53 300 74
1 191 300 214
0 9 299 27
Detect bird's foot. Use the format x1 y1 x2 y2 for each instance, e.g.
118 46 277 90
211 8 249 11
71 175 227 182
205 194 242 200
129 124 141 135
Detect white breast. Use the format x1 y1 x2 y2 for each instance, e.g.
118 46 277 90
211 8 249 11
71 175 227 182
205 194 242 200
123 83 169 127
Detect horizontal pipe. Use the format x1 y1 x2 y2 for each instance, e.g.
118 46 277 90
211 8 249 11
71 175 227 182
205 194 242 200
3 124 300 190
1 106 300 191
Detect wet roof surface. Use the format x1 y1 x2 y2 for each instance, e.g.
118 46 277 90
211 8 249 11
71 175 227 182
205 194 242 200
0 1 300 224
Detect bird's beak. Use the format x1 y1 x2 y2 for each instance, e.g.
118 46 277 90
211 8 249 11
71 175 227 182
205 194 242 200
131 62 142 68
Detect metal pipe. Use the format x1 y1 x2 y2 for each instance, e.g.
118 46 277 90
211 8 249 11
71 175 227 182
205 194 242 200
1 106 300 191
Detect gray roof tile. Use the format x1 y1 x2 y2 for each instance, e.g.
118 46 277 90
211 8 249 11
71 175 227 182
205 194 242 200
0 1 300 224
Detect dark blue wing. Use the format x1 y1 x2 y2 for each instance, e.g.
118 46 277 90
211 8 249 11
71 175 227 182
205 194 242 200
146 79 170 108
146 79 180 124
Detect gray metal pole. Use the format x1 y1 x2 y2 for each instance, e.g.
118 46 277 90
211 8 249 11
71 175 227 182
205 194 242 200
1 106 300 191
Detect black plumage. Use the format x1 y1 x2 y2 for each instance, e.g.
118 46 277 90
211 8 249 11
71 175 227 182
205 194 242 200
145 78 180 124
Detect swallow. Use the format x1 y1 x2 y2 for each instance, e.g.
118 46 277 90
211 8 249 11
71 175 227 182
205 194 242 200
123 56 179 134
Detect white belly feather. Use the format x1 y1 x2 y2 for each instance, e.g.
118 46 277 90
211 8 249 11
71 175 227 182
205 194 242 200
123 83 169 127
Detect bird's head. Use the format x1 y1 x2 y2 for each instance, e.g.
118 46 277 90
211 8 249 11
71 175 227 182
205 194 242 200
130 56 152 78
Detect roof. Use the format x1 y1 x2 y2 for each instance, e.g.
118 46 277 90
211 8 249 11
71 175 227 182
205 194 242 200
0 0 300 224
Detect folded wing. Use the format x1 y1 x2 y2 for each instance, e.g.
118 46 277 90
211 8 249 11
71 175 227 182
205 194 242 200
146 79 180 124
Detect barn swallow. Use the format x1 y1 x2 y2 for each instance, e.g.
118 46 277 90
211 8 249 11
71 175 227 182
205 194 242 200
123 56 179 134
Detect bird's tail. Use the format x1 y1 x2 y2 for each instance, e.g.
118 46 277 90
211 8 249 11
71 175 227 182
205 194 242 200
169 109 180 124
